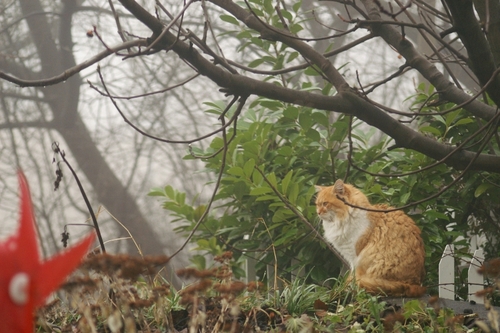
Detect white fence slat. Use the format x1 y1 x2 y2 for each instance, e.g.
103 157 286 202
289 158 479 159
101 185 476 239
244 255 257 284
242 234 257 284
439 244 455 300
468 248 485 304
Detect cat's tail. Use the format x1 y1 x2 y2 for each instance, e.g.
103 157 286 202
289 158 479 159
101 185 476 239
357 277 426 298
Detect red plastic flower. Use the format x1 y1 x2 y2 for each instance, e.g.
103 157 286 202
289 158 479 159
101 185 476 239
0 171 95 333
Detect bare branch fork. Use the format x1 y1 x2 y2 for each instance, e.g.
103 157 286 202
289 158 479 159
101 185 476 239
112 0 500 173
2 0 499 172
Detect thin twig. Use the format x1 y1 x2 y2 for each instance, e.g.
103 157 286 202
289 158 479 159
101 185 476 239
168 96 248 259
107 0 128 44
346 103 500 178
52 142 106 253
254 166 350 268
341 110 500 213
362 67 500 117
89 73 200 100
142 0 194 53
95 66 239 144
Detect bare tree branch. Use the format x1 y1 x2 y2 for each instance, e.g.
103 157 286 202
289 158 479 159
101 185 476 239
113 0 500 173
0 39 147 87
360 0 498 122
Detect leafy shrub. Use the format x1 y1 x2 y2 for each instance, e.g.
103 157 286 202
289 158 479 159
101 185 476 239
150 80 500 298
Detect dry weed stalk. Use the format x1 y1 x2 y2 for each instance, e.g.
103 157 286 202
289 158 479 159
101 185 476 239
474 258 500 332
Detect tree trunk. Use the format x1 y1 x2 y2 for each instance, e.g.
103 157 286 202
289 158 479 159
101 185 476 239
16 0 182 287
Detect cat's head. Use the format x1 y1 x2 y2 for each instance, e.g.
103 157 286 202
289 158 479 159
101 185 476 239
315 179 370 221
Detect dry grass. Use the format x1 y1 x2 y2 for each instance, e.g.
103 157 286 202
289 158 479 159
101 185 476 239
35 253 500 333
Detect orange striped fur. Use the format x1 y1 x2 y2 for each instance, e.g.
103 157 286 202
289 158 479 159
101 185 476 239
315 180 425 297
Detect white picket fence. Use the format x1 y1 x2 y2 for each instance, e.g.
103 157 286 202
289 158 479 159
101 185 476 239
243 236 487 303
439 235 486 304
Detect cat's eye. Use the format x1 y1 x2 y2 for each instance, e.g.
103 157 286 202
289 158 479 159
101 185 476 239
322 202 328 207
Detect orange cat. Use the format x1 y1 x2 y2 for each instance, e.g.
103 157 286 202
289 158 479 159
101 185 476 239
315 180 426 297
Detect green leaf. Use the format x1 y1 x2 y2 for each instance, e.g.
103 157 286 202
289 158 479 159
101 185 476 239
193 205 206 221
282 170 293 194
165 185 176 199
287 52 299 63
204 100 228 115
250 187 273 195
236 30 253 40
232 266 247 279
288 183 299 204
242 141 260 157
277 146 293 156
298 113 313 130
177 191 186 205
148 187 165 197
289 23 303 34
263 0 273 13
306 128 320 141
454 118 474 126
252 8 265 17
280 9 292 21
284 106 299 119
445 109 461 127
304 66 321 76
419 125 442 136
255 194 278 201
273 228 297 246
403 300 425 319
244 158 256 177
252 169 263 185
322 82 333 95
269 202 286 209
259 99 283 109
400 192 411 204
292 0 302 13
232 181 249 200
311 112 329 127
190 255 206 270
220 14 239 25
273 54 284 70
474 183 493 197
433 115 446 126
227 166 244 176
196 239 209 249
426 210 449 221
248 58 265 68
210 137 224 150
267 172 278 188
272 209 286 222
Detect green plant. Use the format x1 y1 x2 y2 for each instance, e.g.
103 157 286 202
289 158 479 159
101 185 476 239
150 87 500 295
275 278 329 316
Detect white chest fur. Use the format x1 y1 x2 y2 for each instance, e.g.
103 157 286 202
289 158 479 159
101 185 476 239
321 209 372 270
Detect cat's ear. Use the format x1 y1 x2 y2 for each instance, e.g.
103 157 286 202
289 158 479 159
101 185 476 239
333 179 345 196
314 185 323 193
